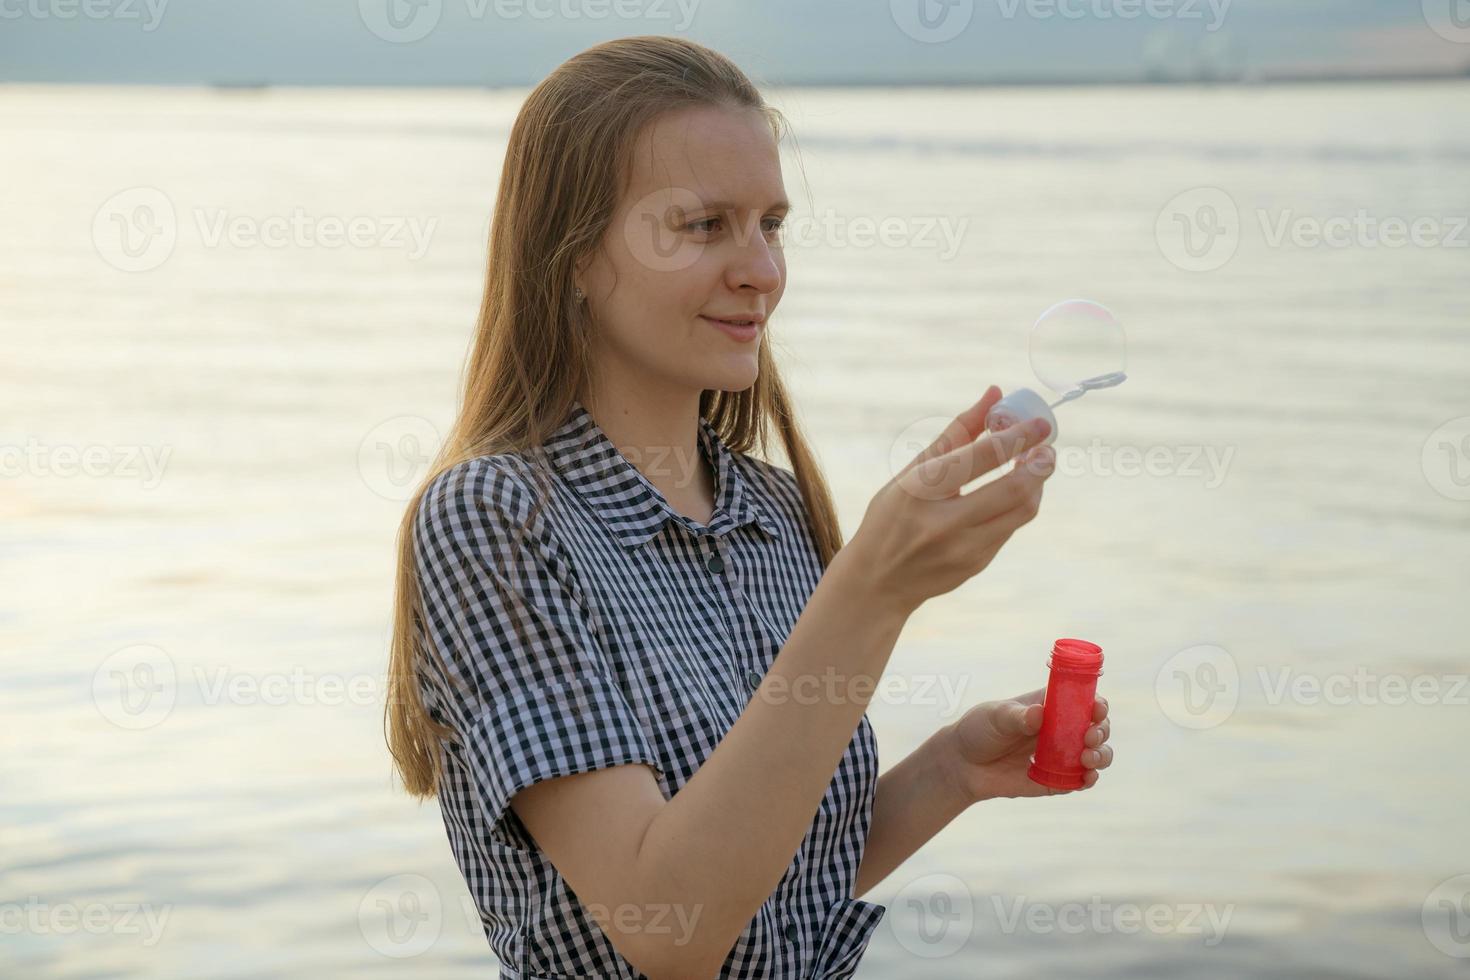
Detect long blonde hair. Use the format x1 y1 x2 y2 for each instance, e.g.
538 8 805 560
386 35 844 798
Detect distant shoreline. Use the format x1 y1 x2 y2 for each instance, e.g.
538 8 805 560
2 68 1468 91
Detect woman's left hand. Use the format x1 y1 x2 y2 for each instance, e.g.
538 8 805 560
941 688 1112 803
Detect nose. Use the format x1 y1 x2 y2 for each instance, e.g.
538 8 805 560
723 223 782 295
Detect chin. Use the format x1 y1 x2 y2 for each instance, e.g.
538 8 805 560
704 357 760 393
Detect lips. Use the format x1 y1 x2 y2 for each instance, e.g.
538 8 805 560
702 315 763 326
701 315 763 342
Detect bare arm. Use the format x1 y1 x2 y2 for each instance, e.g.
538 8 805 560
851 723 972 899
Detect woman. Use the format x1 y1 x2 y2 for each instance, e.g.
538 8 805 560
386 35 1113 980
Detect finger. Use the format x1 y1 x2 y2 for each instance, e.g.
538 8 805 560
1082 769 1099 789
1093 697 1109 723
1085 719 1109 747
898 387 1002 479
958 467 1050 540
1082 744 1113 770
956 443 1053 526
910 416 1051 500
988 701 1033 738
1010 687 1046 707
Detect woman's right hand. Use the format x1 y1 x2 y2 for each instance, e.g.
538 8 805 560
837 386 1056 620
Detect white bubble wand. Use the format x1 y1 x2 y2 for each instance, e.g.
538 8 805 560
1044 370 1128 409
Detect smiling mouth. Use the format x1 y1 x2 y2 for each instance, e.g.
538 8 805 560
700 315 763 343
701 316 762 327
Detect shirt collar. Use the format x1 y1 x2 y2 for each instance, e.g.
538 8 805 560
542 398 784 550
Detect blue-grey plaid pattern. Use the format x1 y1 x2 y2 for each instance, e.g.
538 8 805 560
412 399 886 978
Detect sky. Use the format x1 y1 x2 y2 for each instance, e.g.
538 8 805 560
1 0 1467 85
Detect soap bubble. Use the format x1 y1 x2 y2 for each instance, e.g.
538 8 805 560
1028 299 1127 396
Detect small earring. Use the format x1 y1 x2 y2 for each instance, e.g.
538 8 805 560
574 286 585 301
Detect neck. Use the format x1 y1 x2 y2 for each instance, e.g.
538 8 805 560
580 382 708 506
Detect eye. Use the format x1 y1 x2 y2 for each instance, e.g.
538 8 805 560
687 216 722 234
762 216 785 237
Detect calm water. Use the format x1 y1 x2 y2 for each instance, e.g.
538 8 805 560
3 82 1468 978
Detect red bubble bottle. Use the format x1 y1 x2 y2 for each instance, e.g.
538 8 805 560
1028 638 1104 790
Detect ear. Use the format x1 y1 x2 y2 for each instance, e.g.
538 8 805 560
571 253 593 299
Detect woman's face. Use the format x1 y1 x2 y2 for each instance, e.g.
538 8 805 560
577 104 788 402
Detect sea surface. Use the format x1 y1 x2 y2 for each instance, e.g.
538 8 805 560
2 81 1468 978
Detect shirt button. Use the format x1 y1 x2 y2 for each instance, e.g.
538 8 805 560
783 921 798 943
745 668 761 692
705 553 725 574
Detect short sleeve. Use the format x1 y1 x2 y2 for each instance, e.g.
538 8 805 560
413 458 662 838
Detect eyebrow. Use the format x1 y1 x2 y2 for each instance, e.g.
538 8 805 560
695 199 792 212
